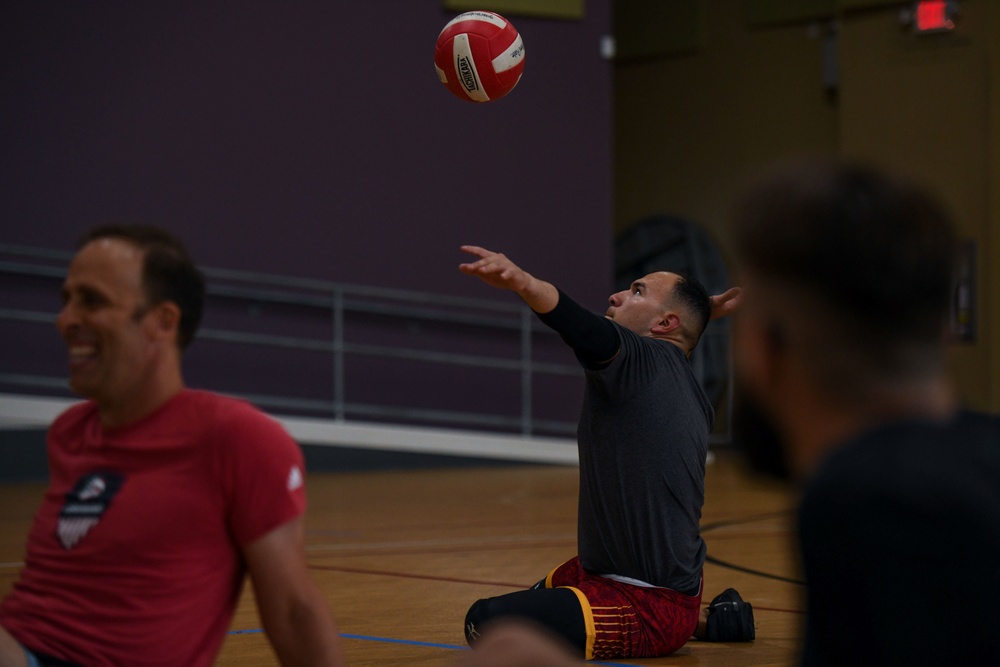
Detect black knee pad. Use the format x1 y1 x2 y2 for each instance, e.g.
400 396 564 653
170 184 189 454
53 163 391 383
463 588 586 653
465 598 491 645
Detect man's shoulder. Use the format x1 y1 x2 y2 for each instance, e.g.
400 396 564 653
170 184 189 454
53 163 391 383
807 411 1000 510
179 389 278 431
178 389 269 419
952 409 1000 439
837 410 998 464
50 400 99 438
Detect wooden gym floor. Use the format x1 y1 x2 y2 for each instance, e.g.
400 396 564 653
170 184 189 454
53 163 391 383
0 450 804 666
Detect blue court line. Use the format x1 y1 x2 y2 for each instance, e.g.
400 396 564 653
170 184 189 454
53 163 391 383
340 633 469 651
228 628 641 665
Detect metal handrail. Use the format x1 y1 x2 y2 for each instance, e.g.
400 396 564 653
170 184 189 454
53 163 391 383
0 243 581 437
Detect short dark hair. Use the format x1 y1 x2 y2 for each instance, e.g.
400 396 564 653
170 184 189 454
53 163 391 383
672 272 711 348
78 224 205 350
729 159 957 386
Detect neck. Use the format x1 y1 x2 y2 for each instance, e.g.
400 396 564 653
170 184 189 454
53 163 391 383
99 365 185 429
649 332 690 356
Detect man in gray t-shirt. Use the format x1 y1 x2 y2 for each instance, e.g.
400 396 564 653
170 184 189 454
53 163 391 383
457 245 750 660
578 324 712 597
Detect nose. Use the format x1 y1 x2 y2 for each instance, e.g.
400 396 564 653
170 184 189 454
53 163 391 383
608 290 626 307
56 299 77 336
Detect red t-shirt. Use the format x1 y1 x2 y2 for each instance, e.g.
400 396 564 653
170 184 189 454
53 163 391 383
0 390 307 666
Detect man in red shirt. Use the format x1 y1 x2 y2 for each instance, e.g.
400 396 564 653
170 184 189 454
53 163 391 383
0 225 345 667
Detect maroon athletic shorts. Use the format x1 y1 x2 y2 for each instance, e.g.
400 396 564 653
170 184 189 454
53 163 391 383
545 557 702 659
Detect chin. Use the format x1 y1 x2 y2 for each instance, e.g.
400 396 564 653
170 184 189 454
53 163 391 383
67 377 100 400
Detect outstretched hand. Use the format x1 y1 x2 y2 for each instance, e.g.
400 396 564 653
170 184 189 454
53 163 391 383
458 245 533 293
458 245 559 314
709 287 742 320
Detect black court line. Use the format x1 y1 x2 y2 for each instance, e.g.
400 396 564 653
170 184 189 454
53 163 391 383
700 509 795 533
702 509 806 586
703 554 805 586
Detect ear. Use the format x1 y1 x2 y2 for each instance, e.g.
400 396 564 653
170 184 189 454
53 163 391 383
650 311 681 336
148 301 182 344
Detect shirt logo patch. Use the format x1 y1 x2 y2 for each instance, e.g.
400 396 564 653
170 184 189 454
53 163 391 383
287 465 303 492
57 472 125 550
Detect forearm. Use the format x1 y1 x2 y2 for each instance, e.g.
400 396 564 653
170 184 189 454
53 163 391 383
458 246 559 312
516 275 559 314
457 246 613 360
536 289 619 366
266 589 345 667
247 518 346 667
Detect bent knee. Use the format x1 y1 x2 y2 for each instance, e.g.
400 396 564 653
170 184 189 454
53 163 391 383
465 597 494 645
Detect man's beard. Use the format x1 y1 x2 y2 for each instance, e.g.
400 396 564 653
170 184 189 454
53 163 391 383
731 385 792 480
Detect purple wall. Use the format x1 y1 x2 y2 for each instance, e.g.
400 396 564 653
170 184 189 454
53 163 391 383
0 2 612 435
1 2 612 299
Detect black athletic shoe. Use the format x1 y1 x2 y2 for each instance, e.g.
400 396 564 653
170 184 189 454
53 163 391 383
706 588 755 642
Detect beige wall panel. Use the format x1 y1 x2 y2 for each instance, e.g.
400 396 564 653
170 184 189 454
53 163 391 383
747 0 835 27
615 0 998 410
838 1 994 409
615 0 837 246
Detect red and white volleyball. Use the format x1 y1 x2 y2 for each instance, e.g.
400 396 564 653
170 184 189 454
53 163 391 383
434 11 525 103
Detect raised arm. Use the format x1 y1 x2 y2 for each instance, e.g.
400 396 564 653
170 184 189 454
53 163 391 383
244 516 346 667
460 245 620 366
459 245 559 314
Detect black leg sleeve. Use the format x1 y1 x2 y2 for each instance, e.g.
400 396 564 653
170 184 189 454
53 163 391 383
464 587 587 655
